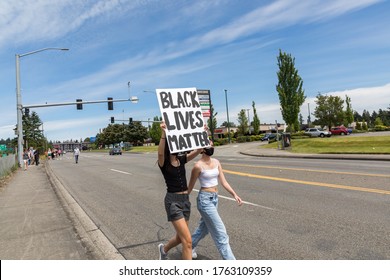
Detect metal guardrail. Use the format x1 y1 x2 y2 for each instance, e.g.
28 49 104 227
0 154 16 177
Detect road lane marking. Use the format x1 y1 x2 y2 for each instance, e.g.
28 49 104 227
192 189 276 211
222 163 390 178
223 169 390 195
109 169 276 210
110 169 133 175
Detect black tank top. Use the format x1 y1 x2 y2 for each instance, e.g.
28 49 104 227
159 155 188 193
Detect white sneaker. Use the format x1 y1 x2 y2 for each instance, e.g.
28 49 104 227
192 248 198 259
158 243 168 260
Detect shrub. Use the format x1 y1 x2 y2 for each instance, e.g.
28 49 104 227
214 138 229 146
236 136 248 143
374 125 388 131
291 131 309 139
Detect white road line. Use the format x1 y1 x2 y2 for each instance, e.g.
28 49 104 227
106 169 275 210
192 189 275 211
110 169 133 175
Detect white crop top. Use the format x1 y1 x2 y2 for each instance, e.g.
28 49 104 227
198 159 219 188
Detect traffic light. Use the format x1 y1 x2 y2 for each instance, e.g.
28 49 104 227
24 108 30 116
107 97 113 110
76 99 83 110
110 117 115 124
129 117 133 124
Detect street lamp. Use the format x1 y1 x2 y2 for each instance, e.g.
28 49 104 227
224 89 231 144
246 108 251 134
15 47 69 167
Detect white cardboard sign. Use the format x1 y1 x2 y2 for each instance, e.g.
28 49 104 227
156 87 210 153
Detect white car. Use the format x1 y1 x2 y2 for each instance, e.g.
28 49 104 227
305 128 332 138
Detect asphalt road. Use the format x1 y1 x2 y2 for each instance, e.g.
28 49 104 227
49 148 390 260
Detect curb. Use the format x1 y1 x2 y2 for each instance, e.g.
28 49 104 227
240 151 390 161
45 161 125 260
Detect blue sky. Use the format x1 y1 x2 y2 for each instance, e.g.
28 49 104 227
1 0 389 141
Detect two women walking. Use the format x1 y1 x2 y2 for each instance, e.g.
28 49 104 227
157 121 242 260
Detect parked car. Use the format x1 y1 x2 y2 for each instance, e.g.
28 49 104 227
330 126 349 135
109 147 122 155
305 128 332 138
260 133 276 141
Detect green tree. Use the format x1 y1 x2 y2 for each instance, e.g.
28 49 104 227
299 113 304 127
126 121 148 146
378 108 390 126
207 104 218 141
353 110 363 122
276 49 306 132
344 95 354 126
313 94 345 128
362 110 371 127
374 117 384 126
22 111 46 151
96 124 126 146
371 111 378 126
252 101 260 135
149 116 162 144
221 121 235 127
237 109 249 136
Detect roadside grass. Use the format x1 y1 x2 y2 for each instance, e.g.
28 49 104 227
128 146 158 153
85 135 390 155
86 146 158 153
263 136 390 154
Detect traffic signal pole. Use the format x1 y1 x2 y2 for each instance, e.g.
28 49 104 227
23 97 138 109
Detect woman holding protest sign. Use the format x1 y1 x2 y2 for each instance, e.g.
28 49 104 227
157 121 203 260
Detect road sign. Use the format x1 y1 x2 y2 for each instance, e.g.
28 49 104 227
0 144 7 151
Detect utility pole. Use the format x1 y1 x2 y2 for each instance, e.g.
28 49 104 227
246 108 250 134
15 47 69 167
225 89 231 144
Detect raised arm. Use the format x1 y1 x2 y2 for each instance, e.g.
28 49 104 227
186 124 210 162
158 122 167 167
186 148 203 162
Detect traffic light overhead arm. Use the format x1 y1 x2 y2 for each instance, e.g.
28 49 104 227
23 98 136 109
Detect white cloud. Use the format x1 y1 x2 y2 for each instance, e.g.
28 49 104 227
0 0 137 47
301 83 390 120
328 83 390 113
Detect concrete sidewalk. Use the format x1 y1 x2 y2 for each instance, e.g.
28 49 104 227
0 162 91 260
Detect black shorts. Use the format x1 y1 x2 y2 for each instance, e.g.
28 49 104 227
164 192 191 222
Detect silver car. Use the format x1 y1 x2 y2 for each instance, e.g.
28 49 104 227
109 147 122 155
305 128 332 138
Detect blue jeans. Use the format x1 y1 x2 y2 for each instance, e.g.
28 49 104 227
192 191 235 260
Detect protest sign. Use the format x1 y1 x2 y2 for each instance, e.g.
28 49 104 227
156 87 210 153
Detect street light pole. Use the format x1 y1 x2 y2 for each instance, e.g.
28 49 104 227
246 108 250 134
224 89 231 144
15 47 69 167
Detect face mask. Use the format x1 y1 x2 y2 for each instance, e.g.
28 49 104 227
203 147 214 156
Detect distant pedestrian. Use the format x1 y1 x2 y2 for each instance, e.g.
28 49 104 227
47 148 52 160
22 149 30 170
34 149 40 166
28 148 34 165
74 147 80 164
